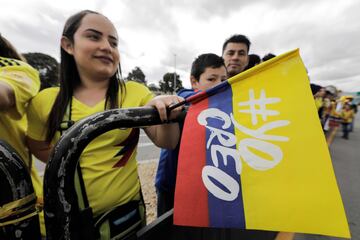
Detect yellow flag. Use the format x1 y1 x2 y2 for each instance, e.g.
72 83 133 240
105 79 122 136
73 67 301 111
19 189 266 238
175 49 350 238
231 49 350 237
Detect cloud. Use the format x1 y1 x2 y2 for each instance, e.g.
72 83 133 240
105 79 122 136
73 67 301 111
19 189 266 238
249 1 360 91
0 2 69 60
106 0 180 40
1 0 359 91
172 0 324 20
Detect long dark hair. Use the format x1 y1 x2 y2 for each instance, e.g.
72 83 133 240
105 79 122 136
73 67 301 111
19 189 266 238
46 10 125 142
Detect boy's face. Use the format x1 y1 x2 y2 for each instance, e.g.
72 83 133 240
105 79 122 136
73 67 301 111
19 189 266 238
191 66 227 92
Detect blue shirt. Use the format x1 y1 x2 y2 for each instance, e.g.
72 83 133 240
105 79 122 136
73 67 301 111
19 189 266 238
155 88 197 192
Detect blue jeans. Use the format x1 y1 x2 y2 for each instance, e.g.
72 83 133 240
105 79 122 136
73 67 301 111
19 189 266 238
348 121 354 132
342 123 349 139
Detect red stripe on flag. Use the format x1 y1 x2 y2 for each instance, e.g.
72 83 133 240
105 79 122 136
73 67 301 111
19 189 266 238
174 98 209 227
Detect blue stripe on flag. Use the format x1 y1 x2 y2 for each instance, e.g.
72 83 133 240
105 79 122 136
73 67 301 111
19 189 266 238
206 82 246 228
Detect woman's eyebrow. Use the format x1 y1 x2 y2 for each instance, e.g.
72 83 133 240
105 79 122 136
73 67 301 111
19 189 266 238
84 28 118 41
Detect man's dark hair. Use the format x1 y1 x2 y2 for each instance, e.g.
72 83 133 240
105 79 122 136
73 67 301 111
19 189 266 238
244 54 261 70
262 53 276 62
222 34 251 54
191 53 225 81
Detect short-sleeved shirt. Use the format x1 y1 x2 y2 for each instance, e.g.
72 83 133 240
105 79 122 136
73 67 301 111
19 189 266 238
27 81 154 216
341 109 354 123
0 56 45 234
0 57 40 163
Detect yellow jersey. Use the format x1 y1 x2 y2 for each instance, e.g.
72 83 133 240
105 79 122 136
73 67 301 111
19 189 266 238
27 81 154 216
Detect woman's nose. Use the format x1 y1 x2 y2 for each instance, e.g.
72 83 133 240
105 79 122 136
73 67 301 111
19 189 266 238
100 39 112 52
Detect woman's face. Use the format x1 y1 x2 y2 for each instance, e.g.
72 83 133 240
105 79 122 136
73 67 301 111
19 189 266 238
66 13 120 81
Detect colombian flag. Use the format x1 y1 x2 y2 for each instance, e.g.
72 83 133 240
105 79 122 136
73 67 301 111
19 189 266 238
173 49 350 238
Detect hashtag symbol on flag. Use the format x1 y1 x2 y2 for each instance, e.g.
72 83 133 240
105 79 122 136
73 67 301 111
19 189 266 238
238 89 280 125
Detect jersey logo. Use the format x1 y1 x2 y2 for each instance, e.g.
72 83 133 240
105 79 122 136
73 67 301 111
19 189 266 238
112 128 140 168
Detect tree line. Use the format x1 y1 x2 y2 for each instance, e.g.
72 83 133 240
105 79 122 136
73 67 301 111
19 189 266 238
22 52 183 93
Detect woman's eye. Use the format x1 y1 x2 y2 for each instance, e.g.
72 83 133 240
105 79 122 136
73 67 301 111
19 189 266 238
110 41 118 48
88 34 99 40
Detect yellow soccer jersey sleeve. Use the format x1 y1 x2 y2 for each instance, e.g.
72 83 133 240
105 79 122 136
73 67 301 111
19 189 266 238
27 87 59 142
0 57 40 119
123 81 154 107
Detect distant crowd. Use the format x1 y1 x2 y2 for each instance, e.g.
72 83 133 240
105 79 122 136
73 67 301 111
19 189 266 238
310 84 357 144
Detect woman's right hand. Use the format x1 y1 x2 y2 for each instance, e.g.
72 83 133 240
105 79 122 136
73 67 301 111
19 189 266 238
145 95 185 122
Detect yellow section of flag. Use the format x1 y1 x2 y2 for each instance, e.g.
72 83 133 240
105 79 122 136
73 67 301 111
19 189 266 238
230 49 350 238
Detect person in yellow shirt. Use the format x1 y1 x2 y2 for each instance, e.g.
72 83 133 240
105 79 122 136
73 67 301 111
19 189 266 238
26 10 183 239
0 34 45 236
341 103 354 140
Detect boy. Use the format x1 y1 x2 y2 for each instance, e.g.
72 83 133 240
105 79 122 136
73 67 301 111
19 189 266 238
155 53 227 216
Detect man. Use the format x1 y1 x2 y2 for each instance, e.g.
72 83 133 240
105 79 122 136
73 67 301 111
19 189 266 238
222 34 251 77
155 53 227 216
222 35 295 240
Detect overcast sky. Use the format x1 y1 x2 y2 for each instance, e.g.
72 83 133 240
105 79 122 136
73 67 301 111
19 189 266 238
1 0 359 92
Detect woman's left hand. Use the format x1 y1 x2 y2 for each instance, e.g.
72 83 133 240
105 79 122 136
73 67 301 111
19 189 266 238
146 95 185 122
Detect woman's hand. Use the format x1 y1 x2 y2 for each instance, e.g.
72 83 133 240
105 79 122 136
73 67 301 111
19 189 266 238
0 81 15 111
145 95 185 122
144 95 185 149
26 137 52 163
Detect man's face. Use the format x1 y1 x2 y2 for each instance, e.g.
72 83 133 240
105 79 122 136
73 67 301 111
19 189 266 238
191 66 227 92
222 42 249 77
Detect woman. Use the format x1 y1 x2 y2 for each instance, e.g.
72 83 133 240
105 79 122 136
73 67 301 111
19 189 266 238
26 10 183 238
